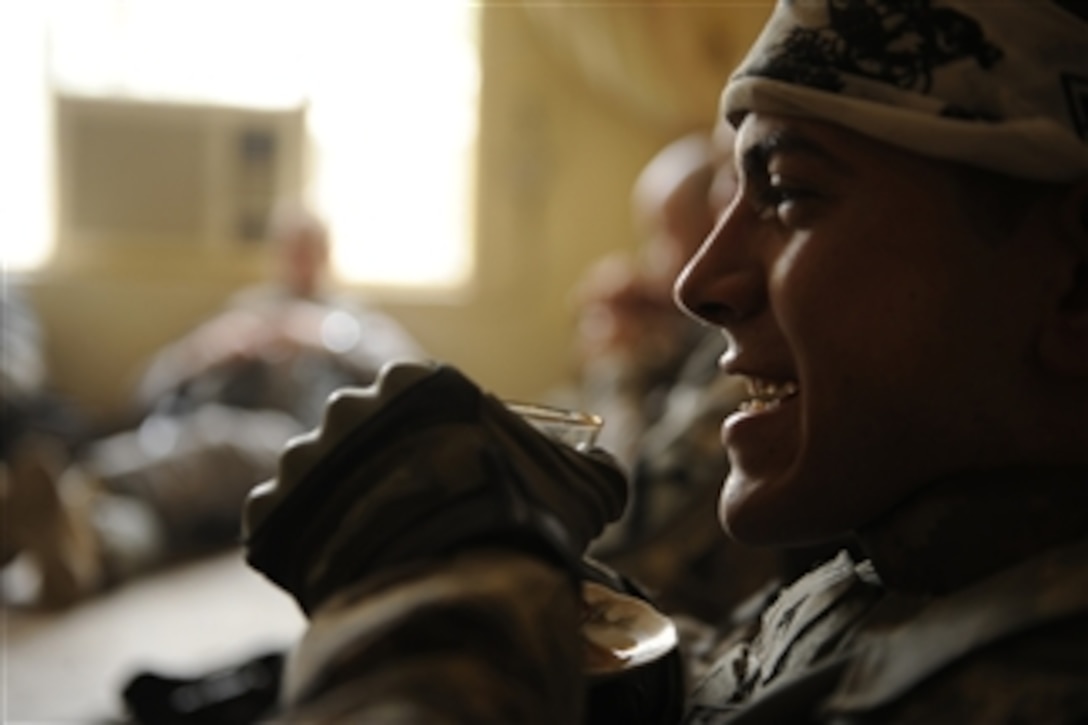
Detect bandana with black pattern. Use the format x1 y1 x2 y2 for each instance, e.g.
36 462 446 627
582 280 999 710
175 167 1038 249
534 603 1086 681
723 0 1088 181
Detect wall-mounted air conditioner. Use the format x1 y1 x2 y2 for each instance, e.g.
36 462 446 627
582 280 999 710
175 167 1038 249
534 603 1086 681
55 94 306 250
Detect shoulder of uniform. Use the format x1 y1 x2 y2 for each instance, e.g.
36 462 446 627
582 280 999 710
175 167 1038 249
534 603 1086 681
824 537 1088 717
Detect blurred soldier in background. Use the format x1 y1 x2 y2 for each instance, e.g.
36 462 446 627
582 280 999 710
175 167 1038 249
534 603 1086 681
1 204 427 607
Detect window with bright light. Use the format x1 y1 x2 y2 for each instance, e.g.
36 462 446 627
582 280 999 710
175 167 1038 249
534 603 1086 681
5 0 479 289
1 3 53 271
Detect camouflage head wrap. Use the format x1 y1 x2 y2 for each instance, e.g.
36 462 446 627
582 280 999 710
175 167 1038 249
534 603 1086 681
723 0 1088 181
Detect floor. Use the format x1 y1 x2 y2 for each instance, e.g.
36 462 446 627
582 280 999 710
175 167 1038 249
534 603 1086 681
2 549 306 723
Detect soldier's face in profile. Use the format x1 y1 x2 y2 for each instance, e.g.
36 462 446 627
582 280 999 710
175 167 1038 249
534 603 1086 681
676 113 1052 546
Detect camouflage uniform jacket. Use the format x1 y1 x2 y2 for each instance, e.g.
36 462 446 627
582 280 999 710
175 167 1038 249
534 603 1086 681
275 467 1088 723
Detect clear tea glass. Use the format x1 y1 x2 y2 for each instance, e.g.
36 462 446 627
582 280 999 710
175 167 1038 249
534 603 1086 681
505 401 603 451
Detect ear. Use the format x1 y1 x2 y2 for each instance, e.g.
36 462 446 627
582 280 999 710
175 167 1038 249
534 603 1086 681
1038 179 1088 377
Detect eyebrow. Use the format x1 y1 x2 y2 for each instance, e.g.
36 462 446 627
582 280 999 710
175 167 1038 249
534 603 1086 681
739 129 847 179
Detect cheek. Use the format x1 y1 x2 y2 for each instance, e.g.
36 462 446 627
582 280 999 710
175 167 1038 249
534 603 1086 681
770 217 967 370
774 226 1019 487
769 229 900 363
768 225 967 457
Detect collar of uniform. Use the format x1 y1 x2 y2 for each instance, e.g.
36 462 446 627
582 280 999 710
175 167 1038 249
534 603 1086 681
855 466 1088 596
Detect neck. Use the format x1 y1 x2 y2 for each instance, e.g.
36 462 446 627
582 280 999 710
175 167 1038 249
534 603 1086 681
856 465 1088 596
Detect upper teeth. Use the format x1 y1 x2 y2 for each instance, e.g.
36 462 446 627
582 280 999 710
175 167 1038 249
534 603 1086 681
745 378 799 402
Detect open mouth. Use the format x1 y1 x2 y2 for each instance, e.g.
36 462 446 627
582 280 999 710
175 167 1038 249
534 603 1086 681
738 377 799 413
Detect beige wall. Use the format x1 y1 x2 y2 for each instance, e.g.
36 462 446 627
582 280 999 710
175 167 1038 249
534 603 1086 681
26 4 767 419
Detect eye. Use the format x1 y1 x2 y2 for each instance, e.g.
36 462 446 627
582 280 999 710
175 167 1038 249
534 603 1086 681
753 174 816 225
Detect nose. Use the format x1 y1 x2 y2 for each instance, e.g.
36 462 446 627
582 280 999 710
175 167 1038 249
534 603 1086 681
674 210 764 329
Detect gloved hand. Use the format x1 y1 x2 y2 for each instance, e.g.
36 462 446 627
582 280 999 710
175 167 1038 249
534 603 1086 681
243 360 629 614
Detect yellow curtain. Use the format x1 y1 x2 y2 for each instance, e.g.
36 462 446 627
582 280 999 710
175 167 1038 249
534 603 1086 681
521 1 773 132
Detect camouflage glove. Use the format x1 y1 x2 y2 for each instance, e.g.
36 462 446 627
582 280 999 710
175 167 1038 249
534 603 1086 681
243 360 628 614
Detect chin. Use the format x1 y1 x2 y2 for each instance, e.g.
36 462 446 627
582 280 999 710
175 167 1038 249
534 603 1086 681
717 467 860 548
